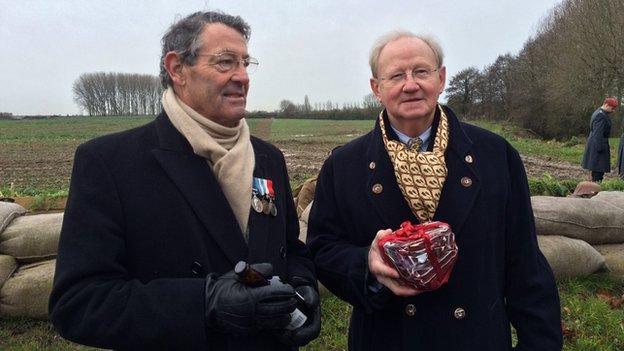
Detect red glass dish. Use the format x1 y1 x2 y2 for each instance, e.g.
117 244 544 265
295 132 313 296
377 221 458 291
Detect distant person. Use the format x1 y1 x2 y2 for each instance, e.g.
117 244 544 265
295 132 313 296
581 97 619 182
307 30 562 350
49 11 319 350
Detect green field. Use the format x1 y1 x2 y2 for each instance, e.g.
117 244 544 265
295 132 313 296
1 116 624 350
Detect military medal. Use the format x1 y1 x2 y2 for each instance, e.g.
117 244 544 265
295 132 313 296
252 194 263 213
252 177 277 216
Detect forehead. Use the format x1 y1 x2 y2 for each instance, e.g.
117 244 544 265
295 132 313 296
198 23 248 55
377 37 437 73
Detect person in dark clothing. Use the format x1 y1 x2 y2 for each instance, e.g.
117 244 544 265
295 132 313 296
307 31 562 351
581 97 619 182
49 11 320 350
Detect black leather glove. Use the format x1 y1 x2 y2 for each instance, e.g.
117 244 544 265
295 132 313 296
204 263 297 335
274 278 321 346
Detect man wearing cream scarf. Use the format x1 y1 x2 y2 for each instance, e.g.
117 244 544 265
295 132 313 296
50 11 319 350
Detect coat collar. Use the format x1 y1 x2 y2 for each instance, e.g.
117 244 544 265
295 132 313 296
365 105 480 234
151 112 270 265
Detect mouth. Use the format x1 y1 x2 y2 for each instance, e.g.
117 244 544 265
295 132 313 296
402 97 424 103
223 91 246 101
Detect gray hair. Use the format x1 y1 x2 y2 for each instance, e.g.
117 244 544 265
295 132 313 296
369 31 444 78
159 11 251 88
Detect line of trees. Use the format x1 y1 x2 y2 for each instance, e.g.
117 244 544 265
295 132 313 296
445 0 623 139
259 93 382 120
73 72 162 116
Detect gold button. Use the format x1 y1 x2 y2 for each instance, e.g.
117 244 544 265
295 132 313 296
464 155 473 163
460 177 472 187
369 161 376 170
372 183 383 194
405 304 416 316
454 307 466 319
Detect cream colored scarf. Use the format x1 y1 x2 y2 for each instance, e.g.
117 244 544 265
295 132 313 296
162 87 254 238
379 106 450 223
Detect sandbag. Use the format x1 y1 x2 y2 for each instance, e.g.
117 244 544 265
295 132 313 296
532 195 624 244
537 235 606 280
0 254 17 290
295 176 317 217
298 201 313 243
0 259 55 319
0 212 63 262
0 201 27 234
591 191 624 211
594 244 624 277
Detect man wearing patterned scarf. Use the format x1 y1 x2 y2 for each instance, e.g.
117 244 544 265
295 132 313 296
50 11 319 350
307 31 562 350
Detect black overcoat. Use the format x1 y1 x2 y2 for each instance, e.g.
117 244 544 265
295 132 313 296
49 112 314 350
581 108 612 172
307 106 562 351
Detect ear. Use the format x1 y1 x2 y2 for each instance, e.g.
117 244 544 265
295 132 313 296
370 78 382 102
164 51 186 86
437 66 447 94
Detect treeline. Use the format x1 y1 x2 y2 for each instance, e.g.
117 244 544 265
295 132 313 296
264 94 382 120
73 72 162 116
445 0 623 139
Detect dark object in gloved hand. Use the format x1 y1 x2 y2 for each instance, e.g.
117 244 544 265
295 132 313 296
205 263 297 335
274 278 321 346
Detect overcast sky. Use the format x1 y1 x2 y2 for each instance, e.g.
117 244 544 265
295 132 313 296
0 0 562 116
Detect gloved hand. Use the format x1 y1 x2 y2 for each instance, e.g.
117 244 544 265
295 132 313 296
204 263 297 335
274 278 321 346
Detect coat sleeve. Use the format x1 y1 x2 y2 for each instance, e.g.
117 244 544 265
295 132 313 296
49 143 209 350
277 152 316 286
503 145 563 351
306 156 389 312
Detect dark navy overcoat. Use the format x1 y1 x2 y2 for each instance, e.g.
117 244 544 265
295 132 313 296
581 108 612 172
49 113 314 350
617 116 624 178
307 106 562 351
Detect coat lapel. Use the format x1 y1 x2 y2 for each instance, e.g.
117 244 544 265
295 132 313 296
246 139 271 264
433 107 481 235
151 113 248 265
366 118 419 228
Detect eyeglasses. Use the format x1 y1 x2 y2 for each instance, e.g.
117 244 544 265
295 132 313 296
196 52 259 74
379 68 439 86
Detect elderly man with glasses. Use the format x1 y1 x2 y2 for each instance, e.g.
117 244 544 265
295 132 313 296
307 31 562 350
49 11 319 350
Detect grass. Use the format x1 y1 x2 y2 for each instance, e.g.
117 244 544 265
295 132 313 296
469 119 621 166
1 276 621 351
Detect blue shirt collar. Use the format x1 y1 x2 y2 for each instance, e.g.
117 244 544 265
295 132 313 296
390 124 432 152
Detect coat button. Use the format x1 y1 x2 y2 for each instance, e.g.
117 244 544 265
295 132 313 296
279 246 287 259
454 307 466 320
460 177 472 187
405 304 416 316
372 183 383 194
464 155 473 163
191 261 203 276
369 161 376 170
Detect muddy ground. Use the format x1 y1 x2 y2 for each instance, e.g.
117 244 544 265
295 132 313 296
0 138 616 192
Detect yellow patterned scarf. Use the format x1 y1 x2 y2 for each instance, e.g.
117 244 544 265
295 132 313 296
379 106 450 222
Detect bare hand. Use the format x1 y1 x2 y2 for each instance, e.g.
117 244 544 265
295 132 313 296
368 229 421 297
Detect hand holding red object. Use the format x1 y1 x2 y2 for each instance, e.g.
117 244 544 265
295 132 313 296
377 221 458 291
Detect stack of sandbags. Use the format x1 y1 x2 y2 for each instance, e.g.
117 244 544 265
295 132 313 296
293 176 317 217
532 191 624 279
0 202 62 319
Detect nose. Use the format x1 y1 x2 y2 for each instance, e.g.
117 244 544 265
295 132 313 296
402 75 420 92
231 63 250 84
